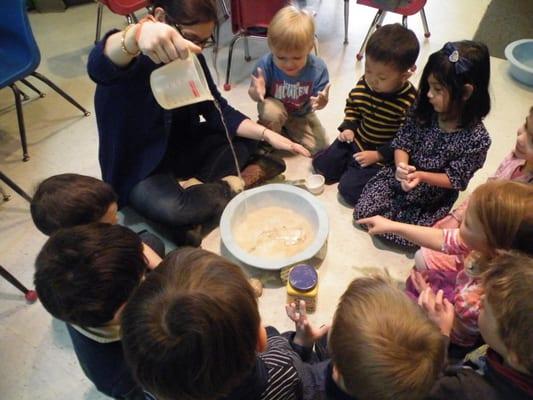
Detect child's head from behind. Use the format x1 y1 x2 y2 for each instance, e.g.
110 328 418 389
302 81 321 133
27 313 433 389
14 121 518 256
416 40 491 127
267 5 315 77
31 173 118 235
479 251 533 374
121 248 261 400
329 276 445 400
514 106 533 163
34 223 145 327
364 23 419 94
460 180 533 256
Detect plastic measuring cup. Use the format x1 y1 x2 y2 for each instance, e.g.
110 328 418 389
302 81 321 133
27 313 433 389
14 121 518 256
150 53 214 110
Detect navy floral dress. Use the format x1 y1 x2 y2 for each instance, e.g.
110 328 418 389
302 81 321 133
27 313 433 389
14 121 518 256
354 116 491 248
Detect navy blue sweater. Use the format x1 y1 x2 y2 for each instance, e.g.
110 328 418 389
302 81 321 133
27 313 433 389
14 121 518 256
87 31 248 206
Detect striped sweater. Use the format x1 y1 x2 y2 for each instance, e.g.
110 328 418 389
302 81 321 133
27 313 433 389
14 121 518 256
338 77 416 152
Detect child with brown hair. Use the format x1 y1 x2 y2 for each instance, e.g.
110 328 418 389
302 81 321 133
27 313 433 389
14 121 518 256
31 173 164 264
248 5 330 154
121 247 305 400
286 276 445 400
427 251 533 400
34 223 148 399
358 180 533 352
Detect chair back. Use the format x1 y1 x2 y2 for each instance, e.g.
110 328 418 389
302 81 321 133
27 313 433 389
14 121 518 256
0 0 40 87
356 0 426 15
230 0 288 34
100 0 148 16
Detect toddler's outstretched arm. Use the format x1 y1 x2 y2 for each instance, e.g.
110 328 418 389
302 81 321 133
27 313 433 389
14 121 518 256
285 300 329 348
356 216 444 251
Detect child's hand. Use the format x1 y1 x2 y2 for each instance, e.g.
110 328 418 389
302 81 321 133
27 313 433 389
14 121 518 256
142 243 163 270
249 67 266 102
286 300 329 348
355 215 396 235
354 150 381 167
264 130 311 157
338 129 355 143
310 83 331 111
395 162 416 182
400 171 421 192
410 269 430 293
418 288 455 337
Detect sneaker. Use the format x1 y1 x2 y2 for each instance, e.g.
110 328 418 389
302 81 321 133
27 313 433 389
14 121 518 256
241 154 286 189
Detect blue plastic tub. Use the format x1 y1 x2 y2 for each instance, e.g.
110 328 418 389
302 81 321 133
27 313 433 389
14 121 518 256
505 39 533 87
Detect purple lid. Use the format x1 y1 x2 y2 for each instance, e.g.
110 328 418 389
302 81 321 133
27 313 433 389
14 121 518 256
289 264 318 292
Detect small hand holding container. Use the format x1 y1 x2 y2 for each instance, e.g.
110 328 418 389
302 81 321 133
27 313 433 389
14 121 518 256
150 52 213 110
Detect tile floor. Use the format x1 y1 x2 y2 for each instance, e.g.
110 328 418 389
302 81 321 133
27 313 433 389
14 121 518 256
1 1 532 398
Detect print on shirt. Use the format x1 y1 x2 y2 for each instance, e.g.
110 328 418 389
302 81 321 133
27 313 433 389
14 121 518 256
271 80 313 114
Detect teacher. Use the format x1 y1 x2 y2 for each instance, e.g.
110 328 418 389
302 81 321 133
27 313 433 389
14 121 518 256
88 0 309 245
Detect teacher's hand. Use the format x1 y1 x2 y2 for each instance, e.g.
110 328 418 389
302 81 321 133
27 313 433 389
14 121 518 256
265 130 311 157
137 21 202 64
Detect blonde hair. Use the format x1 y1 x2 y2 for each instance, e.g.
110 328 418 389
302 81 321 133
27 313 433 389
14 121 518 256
329 276 445 400
481 251 533 374
469 180 533 256
267 5 315 52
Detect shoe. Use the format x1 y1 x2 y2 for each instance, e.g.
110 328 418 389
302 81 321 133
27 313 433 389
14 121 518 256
241 154 286 189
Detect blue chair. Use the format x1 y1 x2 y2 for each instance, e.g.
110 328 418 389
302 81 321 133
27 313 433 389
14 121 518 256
0 170 37 303
0 0 90 161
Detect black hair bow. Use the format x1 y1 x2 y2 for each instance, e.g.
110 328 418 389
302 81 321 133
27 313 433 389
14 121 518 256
442 42 472 74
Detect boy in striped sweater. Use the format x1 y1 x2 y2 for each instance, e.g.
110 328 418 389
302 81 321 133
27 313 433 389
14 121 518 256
313 23 419 206
121 248 306 400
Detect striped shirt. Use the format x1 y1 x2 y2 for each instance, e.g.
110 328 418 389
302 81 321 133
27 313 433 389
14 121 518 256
259 335 302 400
339 77 416 149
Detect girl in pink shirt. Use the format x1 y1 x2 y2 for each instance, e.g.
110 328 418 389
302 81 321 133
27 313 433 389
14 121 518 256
357 180 533 348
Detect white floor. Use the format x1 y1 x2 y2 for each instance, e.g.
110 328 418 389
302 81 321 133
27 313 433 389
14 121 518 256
1 1 532 398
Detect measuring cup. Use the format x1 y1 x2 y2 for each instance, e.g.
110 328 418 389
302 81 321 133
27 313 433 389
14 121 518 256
150 53 214 110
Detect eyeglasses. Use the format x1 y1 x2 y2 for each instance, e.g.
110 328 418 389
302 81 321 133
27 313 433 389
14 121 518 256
165 14 215 49
175 25 215 49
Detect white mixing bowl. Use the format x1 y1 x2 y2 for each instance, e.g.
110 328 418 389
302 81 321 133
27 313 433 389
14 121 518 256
220 184 329 270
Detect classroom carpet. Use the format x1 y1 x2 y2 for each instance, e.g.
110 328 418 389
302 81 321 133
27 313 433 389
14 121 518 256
473 0 533 59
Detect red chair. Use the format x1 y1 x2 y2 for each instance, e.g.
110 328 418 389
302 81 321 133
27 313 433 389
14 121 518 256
95 0 149 44
344 0 430 60
223 0 289 91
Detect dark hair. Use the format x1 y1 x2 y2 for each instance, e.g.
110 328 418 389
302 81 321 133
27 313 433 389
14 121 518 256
415 40 491 128
151 0 218 25
121 248 259 400
365 23 420 71
31 173 117 235
34 223 145 327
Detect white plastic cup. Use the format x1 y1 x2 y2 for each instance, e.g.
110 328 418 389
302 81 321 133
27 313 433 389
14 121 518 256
305 174 325 195
150 53 214 110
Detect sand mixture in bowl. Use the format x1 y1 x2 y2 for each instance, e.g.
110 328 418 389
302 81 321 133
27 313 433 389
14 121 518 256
233 206 314 259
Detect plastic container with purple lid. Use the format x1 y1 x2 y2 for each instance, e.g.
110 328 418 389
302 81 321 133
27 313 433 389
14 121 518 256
289 264 318 291
287 264 319 312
